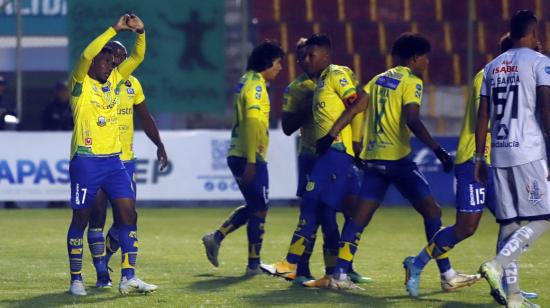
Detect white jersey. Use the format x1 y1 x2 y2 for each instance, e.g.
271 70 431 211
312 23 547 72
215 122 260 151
481 47 550 167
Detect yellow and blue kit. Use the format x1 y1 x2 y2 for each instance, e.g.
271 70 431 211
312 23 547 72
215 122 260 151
69 27 145 209
455 69 494 214
359 66 431 204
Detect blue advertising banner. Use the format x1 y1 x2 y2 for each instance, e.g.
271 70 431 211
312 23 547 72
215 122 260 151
0 0 67 35
383 137 458 206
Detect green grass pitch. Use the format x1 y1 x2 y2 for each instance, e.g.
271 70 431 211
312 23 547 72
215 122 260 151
1 206 549 307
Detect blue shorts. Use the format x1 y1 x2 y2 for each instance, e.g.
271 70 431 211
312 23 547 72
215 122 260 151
123 160 137 198
302 149 355 211
70 155 135 210
359 157 432 204
227 156 269 211
455 161 495 214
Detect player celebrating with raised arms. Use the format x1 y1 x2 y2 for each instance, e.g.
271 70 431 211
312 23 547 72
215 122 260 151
202 40 284 275
476 10 550 307
66 14 157 296
261 34 365 285
86 40 168 289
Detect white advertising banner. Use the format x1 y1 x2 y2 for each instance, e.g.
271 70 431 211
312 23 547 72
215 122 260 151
0 130 298 201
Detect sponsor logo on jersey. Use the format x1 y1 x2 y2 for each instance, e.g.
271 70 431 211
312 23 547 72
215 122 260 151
85 137 92 145
375 76 401 90
339 78 348 87
416 84 422 90
126 88 135 95
492 65 518 74
97 116 106 127
527 180 544 205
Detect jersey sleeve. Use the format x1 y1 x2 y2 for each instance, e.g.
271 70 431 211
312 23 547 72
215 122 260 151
282 85 300 113
480 65 490 97
117 32 146 81
243 81 264 119
331 69 357 104
363 77 376 96
131 77 145 105
402 78 423 106
534 55 550 86
70 27 117 96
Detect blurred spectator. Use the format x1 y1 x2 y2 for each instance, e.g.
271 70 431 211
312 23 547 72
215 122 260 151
42 80 73 131
0 75 18 209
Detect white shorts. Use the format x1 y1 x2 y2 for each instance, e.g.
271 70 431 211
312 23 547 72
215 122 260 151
493 160 550 223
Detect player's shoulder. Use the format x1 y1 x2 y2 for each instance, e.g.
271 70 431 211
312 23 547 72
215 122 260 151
244 71 266 88
327 64 353 77
288 73 315 90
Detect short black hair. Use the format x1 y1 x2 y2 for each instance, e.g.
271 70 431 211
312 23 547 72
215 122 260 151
510 10 537 40
391 32 431 61
106 40 127 54
499 32 514 53
99 45 113 55
246 40 285 72
305 33 331 50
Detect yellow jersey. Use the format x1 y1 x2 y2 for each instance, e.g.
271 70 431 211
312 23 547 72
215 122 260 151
282 73 317 155
118 76 145 162
69 27 145 158
361 66 423 160
455 69 491 164
312 64 359 157
228 71 270 162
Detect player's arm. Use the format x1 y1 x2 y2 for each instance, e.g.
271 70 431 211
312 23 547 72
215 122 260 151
135 102 167 171
317 71 365 154
117 15 146 80
282 111 308 136
240 83 264 184
474 95 490 183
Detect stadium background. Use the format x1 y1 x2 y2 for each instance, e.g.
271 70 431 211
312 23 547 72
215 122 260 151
0 0 548 207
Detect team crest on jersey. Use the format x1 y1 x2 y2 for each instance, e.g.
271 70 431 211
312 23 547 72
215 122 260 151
97 116 106 127
305 181 315 192
125 80 132 87
416 84 422 90
127 88 135 95
527 180 544 205
339 78 348 87
85 138 92 145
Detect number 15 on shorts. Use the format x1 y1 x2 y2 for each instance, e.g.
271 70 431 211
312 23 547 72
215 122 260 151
468 183 485 206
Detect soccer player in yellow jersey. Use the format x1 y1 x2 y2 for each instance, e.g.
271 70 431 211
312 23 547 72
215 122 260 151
304 33 477 291
86 40 168 289
66 14 157 296
202 40 284 275
281 37 370 284
261 34 364 285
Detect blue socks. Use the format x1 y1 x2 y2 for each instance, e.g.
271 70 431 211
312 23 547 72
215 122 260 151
67 225 85 281
423 217 452 273
87 227 108 274
119 224 138 280
214 205 248 243
247 214 265 269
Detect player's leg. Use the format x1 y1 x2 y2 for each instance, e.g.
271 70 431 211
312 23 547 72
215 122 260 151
324 162 388 289
88 189 112 288
296 153 318 282
480 161 550 306
66 155 102 296
202 156 249 267
341 168 372 284
104 158 156 295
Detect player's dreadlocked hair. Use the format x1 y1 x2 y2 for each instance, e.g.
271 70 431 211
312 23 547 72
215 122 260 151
246 40 285 72
510 10 537 41
391 32 431 62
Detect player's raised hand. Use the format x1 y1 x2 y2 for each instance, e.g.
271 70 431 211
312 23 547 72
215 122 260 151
113 14 133 32
126 14 145 34
434 146 453 173
316 134 335 155
157 145 168 171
